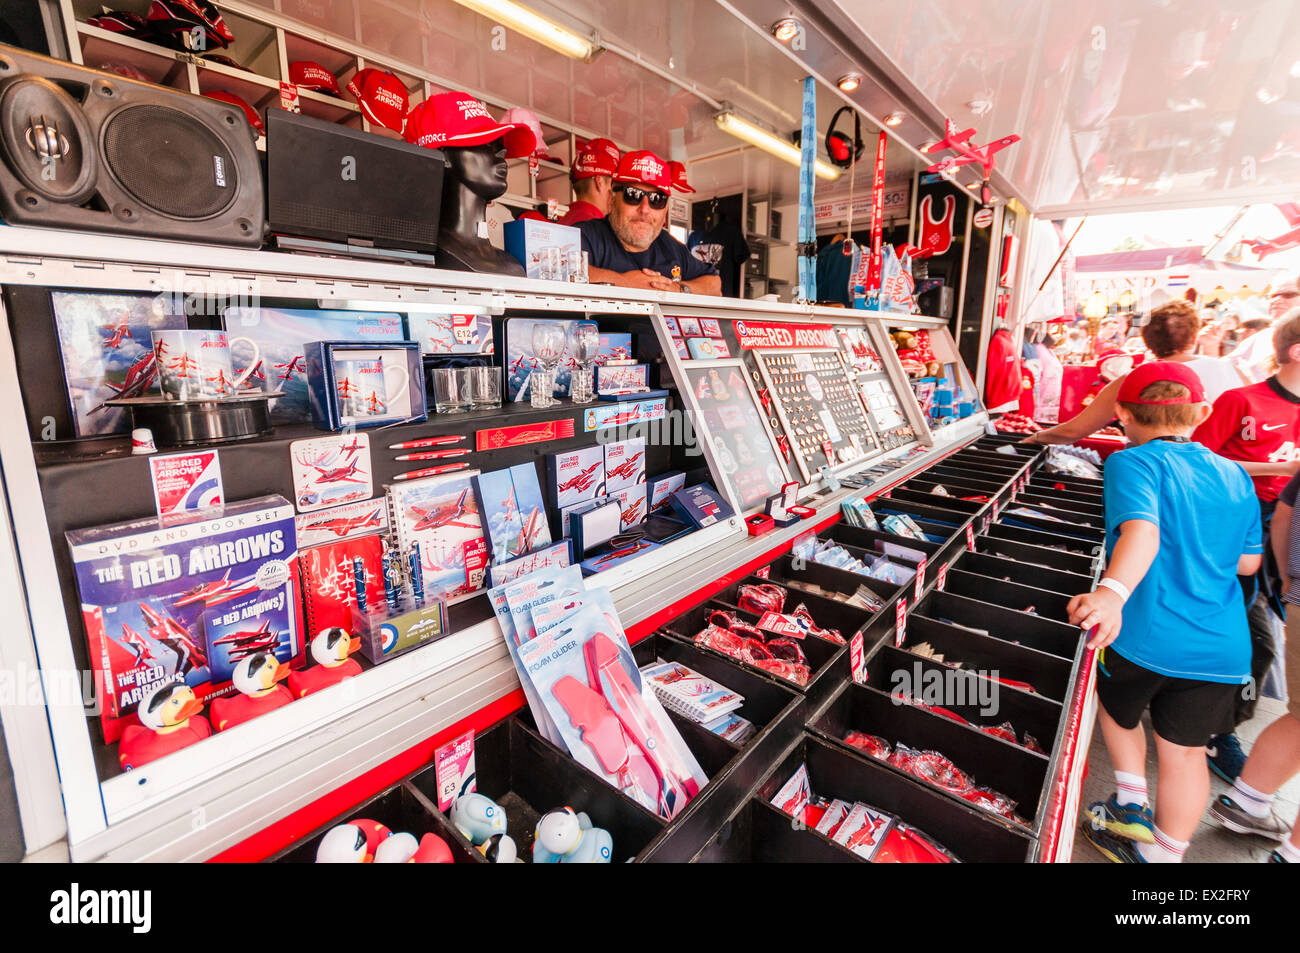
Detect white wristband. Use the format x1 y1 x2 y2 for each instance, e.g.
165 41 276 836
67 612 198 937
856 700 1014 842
1096 578 1131 603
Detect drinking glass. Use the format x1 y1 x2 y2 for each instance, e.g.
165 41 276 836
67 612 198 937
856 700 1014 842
530 323 564 408
431 367 472 414
567 322 599 404
468 365 501 410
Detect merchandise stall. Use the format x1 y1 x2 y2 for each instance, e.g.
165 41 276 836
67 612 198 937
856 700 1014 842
0 1 1110 865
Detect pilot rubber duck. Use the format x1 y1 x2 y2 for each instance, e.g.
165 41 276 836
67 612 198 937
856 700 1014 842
373 831 419 863
315 818 392 862
210 651 292 732
532 807 612 863
478 832 518 863
118 682 212 771
450 792 507 845
288 627 362 699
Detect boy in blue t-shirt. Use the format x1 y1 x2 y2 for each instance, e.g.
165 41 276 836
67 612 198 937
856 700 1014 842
1070 361 1262 863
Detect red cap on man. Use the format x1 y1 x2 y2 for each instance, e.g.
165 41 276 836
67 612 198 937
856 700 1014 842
345 68 409 133
573 138 621 180
403 92 536 158
1117 360 1206 404
668 160 696 193
613 150 672 192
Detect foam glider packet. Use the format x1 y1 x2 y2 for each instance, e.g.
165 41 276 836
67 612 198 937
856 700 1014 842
518 603 708 820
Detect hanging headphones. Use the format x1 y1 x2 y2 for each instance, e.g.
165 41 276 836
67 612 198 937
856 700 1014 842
825 106 865 169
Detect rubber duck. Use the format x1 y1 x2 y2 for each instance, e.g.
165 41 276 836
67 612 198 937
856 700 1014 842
412 832 455 863
288 627 362 699
449 792 506 845
373 831 419 863
532 807 613 863
316 824 367 863
210 651 292 732
478 832 518 863
118 682 212 771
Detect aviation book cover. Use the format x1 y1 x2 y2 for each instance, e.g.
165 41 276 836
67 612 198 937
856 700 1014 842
66 495 302 744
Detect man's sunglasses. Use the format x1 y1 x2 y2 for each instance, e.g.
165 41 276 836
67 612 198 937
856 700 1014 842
614 184 669 210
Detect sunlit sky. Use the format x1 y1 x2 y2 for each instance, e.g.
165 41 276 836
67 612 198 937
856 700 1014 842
1064 204 1300 277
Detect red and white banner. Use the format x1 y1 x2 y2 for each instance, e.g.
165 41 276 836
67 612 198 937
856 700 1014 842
734 321 838 350
867 131 887 293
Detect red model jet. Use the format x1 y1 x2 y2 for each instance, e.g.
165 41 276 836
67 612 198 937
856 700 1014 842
116 623 157 665
138 602 207 671
103 318 131 349
408 489 477 531
557 462 602 494
275 356 305 380
310 459 367 485
173 569 237 608
593 538 653 566
605 453 644 483
921 118 1020 206
305 506 383 537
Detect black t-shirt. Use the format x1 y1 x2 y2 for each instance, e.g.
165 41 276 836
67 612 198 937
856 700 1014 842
689 221 750 297
578 218 718 283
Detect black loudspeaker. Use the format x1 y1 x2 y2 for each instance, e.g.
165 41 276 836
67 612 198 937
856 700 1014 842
0 42 264 246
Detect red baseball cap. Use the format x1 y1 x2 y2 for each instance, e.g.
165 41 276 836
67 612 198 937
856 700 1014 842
668 160 696 193
501 107 559 162
202 90 263 133
573 137 621 179
345 68 409 133
402 92 536 158
1117 360 1205 404
614 150 672 192
289 60 341 97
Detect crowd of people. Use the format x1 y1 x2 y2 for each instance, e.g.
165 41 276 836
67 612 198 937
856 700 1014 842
1046 285 1300 864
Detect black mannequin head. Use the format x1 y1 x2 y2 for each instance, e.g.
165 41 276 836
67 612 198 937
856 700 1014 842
444 141 509 200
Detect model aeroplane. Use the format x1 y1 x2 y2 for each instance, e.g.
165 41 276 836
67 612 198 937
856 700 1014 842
592 539 653 566
305 506 383 537
408 489 477 531
557 462 602 494
920 118 1020 206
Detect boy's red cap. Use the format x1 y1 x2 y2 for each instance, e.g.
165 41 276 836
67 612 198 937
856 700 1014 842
1117 360 1205 404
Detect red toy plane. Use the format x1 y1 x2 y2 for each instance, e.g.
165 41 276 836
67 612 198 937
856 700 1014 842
173 569 238 608
310 459 367 485
605 453 644 483
275 356 305 380
592 538 653 566
921 118 1020 207
305 506 383 537
557 462 602 494
408 489 477 531
103 318 131 349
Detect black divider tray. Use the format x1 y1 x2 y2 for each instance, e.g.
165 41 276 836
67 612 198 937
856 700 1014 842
873 497 969 531
1029 474 1103 497
954 550 1093 595
692 798 861 862
887 487 986 514
975 534 1098 575
1026 483 1104 508
408 717 667 863
941 570 1072 624
807 679 1048 831
660 599 846 698
270 782 478 863
900 615 1075 704
1013 496 1106 524
756 552 897 605
907 473 1009 496
949 449 1030 469
752 734 1036 862
986 521 1102 555
932 458 1021 480
1031 471 1103 493
1002 503 1105 533
914 589 1085 662
827 523 941 557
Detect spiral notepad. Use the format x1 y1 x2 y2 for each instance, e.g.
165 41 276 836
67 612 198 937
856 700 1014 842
640 660 743 723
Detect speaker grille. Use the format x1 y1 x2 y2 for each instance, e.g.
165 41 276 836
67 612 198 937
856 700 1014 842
102 105 238 219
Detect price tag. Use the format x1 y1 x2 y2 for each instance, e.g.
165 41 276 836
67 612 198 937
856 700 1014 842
981 514 991 534
822 440 835 463
756 565 770 579
966 524 977 551
850 632 866 684
991 497 1001 520
936 561 949 591
279 81 301 114
894 598 907 646
913 557 927 602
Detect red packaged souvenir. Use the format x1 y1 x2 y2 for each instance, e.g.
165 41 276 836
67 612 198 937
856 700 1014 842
843 730 891 760
979 721 1019 744
738 583 785 615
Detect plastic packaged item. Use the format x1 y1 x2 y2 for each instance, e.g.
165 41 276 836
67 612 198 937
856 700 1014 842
1023 732 1045 754
873 821 959 863
1045 446 1102 480
960 786 1025 826
706 609 765 642
843 730 892 761
980 722 1019 744
866 556 913 586
737 583 786 616
791 603 845 644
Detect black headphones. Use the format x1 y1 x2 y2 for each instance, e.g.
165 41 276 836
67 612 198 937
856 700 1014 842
825 106 865 169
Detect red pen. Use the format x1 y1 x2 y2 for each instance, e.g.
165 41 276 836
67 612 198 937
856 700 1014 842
392 462 470 481
393 449 472 462
388 435 467 450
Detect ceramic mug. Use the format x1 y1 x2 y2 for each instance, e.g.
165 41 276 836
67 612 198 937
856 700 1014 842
336 357 409 418
151 330 260 400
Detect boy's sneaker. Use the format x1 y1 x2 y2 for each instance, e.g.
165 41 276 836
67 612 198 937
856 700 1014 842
1206 733 1247 782
1084 794 1155 843
1081 823 1148 863
1209 795 1292 839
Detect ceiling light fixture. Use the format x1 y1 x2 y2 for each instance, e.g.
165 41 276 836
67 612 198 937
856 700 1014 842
837 73 862 93
771 18 800 42
884 112 905 127
714 111 840 180
450 0 597 60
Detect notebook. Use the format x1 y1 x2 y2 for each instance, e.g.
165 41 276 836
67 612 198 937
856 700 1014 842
299 534 386 633
385 471 489 603
641 660 744 723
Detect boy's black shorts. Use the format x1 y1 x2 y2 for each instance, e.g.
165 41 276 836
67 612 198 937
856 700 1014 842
1096 649 1240 747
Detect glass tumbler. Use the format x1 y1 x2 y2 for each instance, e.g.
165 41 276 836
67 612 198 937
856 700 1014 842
431 367 472 414
469 365 501 410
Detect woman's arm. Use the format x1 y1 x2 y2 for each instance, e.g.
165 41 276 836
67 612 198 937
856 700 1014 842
1023 377 1123 445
